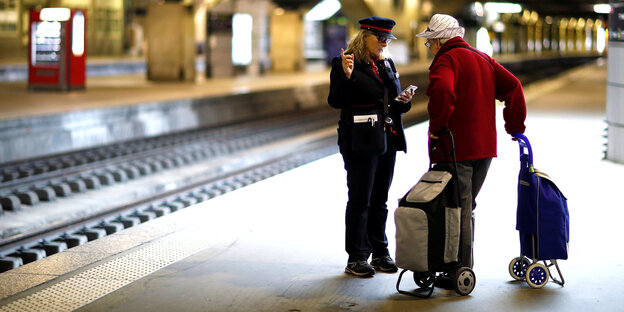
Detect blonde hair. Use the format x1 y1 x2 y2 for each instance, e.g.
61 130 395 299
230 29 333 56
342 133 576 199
345 30 386 63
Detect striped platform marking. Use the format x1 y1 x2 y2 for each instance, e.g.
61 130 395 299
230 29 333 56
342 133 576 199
0 232 213 312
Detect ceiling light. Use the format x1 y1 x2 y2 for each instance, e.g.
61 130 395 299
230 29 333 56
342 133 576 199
40 8 71 21
594 4 611 14
484 2 522 14
305 0 341 21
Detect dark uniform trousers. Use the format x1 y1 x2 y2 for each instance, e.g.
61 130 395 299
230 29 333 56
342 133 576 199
342 148 397 262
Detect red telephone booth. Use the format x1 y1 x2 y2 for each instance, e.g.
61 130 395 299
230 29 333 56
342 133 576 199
28 8 86 91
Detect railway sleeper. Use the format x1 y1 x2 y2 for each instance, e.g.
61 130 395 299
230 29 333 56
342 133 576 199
15 190 39 206
147 160 163 173
0 195 21 211
75 227 107 241
0 256 23 272
171 156 186 167
95 172 115 186
18 167 34 178
108 169 128 183
54 233 88 248
130 210 156 223
34 164 48 174
121 165 141 179
67 179 87 193
112 215 141 229
33 186 57 202
189 192 210 203
8 247 46 265
147 205 171 217
164 201 185 212
2 170 19 182
132 162 152 176
95 221 125 235
82 175 102 190
158 158 175 170
32 240 68 256
50 182 72 197
178 197 198 208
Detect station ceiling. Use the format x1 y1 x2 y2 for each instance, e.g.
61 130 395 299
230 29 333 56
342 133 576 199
519 0 604 16
271 0 607 17
272 0 320 10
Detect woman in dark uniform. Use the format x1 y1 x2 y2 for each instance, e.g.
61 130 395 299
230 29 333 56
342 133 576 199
328 16 415 277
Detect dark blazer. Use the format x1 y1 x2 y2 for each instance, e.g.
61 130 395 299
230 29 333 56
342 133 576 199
328 56 411 154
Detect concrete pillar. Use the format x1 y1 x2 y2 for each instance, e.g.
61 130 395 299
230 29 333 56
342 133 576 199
606 1 624 163
204 0 270 77
270 11 304 72
145 3 196 81
206 1 234 78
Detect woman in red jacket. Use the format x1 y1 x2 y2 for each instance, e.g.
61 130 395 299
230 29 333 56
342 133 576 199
416 14 527 274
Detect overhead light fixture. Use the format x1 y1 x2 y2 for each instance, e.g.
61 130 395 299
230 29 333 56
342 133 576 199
473 2 485 17
72 11 85 56
232 13 253 66
40 8 71 21
305 0 341 21
594 4 611 14
476 27 493 56
492 21 505 33
484 2 522 14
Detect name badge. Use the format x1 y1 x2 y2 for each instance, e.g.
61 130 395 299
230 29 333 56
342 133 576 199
353 114 378 123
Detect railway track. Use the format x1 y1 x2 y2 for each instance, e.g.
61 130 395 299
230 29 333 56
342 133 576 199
0 107 428 273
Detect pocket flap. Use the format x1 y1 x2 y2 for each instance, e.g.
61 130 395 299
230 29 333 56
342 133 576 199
405 170 452 203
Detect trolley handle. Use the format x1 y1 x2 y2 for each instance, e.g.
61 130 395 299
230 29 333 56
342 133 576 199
512 132 533 166
429 128 461 208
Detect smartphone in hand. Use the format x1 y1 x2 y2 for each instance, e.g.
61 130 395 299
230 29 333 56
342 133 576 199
394 85 418 101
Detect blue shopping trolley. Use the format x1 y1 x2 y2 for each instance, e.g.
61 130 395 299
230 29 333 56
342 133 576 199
508 133 569 288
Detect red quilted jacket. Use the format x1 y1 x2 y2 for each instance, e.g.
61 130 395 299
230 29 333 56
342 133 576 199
427 37 526 162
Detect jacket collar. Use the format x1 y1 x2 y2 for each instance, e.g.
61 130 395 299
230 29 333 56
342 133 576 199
356 60 383 84
429 36 468 69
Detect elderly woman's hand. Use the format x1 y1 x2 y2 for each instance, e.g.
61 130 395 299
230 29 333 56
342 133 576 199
341 48 354 79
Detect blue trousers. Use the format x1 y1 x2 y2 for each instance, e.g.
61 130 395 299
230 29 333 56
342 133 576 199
342 150 396 262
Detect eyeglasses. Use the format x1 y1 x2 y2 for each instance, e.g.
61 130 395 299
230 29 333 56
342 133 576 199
375 34 392 44
425 40 431 48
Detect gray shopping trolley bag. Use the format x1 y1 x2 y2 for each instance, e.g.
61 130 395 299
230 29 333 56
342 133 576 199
394 169 461 272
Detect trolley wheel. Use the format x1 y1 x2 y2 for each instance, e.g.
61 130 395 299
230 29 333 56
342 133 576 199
526 263 549 288
508 256 531 280
453 267 476 296
413 271 434 288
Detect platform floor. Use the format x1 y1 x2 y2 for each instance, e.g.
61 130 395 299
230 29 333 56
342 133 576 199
1 61 622 311
0 69 335 121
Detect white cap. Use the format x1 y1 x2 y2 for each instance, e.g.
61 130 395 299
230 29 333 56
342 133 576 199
415 14 465 39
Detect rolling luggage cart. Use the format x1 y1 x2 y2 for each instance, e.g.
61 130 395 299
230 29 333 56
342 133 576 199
395 130 475 297
508 133 569 289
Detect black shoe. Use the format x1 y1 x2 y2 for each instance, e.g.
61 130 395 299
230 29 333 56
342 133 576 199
433 273 454 290
345 260 375 277
370 256 398 273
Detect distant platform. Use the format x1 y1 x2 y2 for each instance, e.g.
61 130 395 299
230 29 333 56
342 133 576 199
0 53 602 164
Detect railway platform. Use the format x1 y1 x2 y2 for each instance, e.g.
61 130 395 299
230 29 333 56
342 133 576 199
0 52 599 166
0 60 621 311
